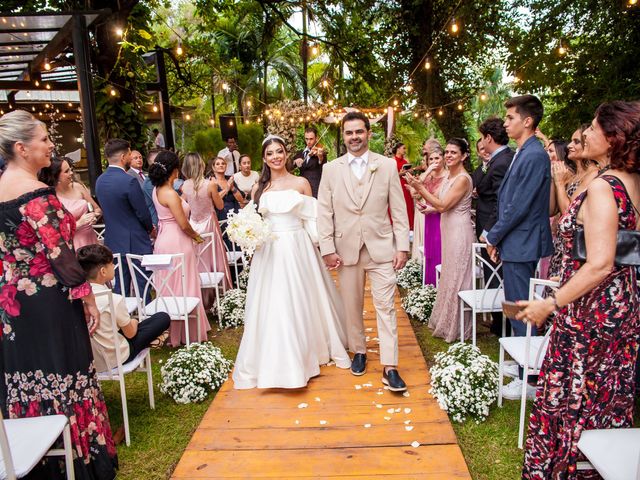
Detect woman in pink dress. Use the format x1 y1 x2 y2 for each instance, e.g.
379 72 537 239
181 152 233 296
406 138 474 342
38 156 101 249
148 150 210 346
417 148 447 286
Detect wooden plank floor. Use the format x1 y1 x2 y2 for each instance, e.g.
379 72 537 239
172 285 471 479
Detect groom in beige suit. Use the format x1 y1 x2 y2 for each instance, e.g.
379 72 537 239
318 111 410 391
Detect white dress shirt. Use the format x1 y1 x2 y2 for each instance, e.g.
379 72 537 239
217 147 241 176
347 150 370 180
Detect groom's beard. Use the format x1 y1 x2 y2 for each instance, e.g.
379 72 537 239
348 139 365 152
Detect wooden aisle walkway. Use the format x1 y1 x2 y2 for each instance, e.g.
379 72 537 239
172 286 471 479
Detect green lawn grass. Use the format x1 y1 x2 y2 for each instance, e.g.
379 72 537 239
102 313 639 480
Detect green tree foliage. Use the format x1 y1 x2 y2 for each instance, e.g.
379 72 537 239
507 0 640 137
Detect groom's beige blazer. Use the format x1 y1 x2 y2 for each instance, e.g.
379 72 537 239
317 151 410 264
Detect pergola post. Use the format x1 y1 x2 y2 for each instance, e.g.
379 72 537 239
155 49 174 150
72 14 101 192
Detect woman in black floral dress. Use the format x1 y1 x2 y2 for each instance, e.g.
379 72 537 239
0 110 117 479
517 101 640 479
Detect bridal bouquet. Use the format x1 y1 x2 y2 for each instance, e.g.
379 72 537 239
225 202 273 257
159 342 233 404
429 343 499 423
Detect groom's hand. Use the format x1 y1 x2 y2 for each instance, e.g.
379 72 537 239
322 253 343 270
392 251 408 271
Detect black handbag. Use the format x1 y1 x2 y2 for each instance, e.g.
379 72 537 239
571 176 640 266
572 227 640 266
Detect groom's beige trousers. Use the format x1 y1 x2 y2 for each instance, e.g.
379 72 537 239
338 245 398 366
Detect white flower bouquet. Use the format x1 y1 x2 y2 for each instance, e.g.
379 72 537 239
159 342 233 404
429 342 499 423
396 258 423 290
216 288 246 329
402 284 437 323
225 202 272 257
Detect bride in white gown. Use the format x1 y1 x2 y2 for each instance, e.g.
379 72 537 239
232 135 351 389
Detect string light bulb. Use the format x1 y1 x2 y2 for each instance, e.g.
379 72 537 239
413 112 419 118
480 93 488 101
152 103 158 112
424 58 431 70
209 118 215 126
176 41 183 56
328 99 334 106
44 57 51 70
311 45 319 56
438 108 444 116
246 100 252 107
45 83 51 90
229 120 234 126
34 80 39 87
185 114 191 120
457 103 463 111
450 18 459 34
557 39 567 56
109 87 117 96
115 27 123 37
222 82 229 91
629 0 637 5
393 99 399 106
322 79 329 88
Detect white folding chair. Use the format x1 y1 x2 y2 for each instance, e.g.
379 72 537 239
112 253 138 316
91 289 154 447
92 224 105 244
197 232 226 323
458 243 505 346
577 428 640 479
0 410 74 480
497 278 559 449
126 253 202 347
218 220 246 286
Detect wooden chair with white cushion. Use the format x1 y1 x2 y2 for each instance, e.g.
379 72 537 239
0 410 74 480
197 232 226 323
458 243 505 346
91 289 154 447
112 253 138 316
126 253 202 347
498 277 558 449
577 428 640 480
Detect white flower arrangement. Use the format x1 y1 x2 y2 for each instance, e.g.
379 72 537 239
396 258 423 290
237 266 250 292
159 342 233 404
401 284 438 323
225 202 273 258
429 343 499 423
216 288 246 329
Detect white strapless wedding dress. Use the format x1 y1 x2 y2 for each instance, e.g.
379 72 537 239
232 190 351 389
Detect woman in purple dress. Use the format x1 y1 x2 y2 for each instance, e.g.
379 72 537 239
417 148 446 286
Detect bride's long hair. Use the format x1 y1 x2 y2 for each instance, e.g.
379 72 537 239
253 136 289 206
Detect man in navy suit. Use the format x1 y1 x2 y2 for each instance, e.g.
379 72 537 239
482 95 553 400
95 139 153 298
473 117 514 337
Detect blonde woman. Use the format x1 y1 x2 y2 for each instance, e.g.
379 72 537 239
182 152 232 292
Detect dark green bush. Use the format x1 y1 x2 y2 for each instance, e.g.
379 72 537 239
192 125 265 171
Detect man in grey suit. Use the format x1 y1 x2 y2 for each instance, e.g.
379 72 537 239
482 95 553 400
128 150 145 186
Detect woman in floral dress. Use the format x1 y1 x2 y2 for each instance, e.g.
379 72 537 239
517 101 640 479
0 110 117 479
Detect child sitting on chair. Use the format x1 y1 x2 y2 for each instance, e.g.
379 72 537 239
77 244 170 371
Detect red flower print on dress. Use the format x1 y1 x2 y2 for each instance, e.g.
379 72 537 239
38 224 61 250
0 284 20 317
22 197 48 222
15 222 38 247
29 251 52 277
58 211 75 242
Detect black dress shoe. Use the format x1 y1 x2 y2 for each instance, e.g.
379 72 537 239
382 369 407 392
351 353 367 376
